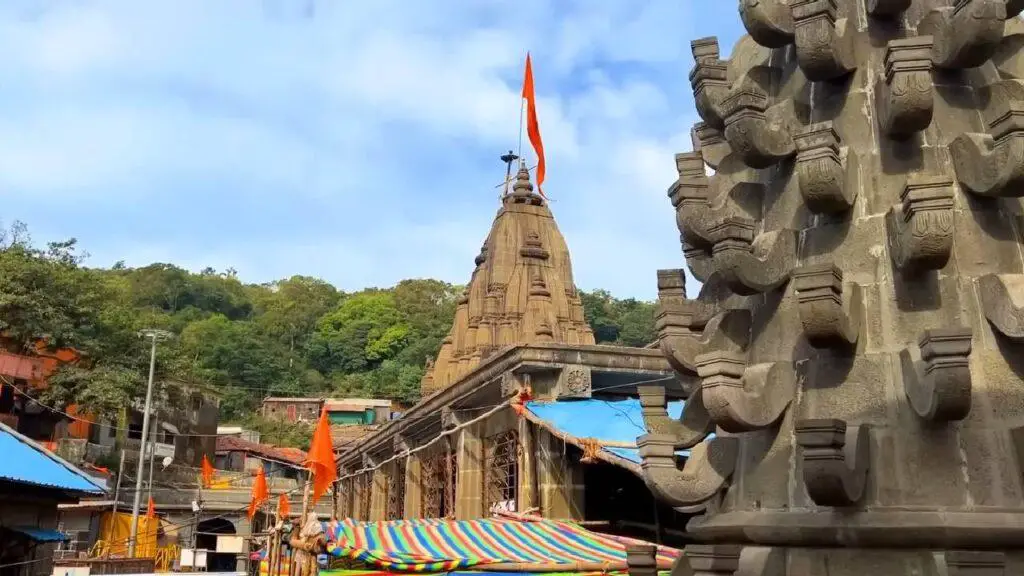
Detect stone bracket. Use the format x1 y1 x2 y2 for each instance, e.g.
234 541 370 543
979 273 1024 340
867 0 911 17
791 0 856 81
656 268 687 304
695 352 795 433
794 122 858 214
689 37 732 129
685 546 785 576
638 434 739 509
739 0 794 48
920 0 1006 70
878 36 936 139
637 384 714 449
943 551 1006 575
900 327 973 422
796 418 869 507
722 87 798 169
950 91 1024 198
709 217 797 296
657 304 752 374
793 263 862 349
693 121 731 170
885 174 955 274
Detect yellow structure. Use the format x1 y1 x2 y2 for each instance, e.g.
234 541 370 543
421 165 595 395
95 511 159 558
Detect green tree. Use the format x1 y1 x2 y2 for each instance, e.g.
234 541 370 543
251 275 342 358
305 292 409 373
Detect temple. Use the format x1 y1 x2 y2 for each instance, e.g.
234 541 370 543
336 166 692 544
643 1 1024 572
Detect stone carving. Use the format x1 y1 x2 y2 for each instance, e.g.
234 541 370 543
793 122 858 214
695 351 795 433
637 384 714 448
671 152 717 281
559 366 592 399
709 217 797 296
684 545 785 576
919 0 1006 70
692 122 731 170
900 328 974 422
978 273 1024 340
950 86 1024 198
657 305 752 374
885 174 955 274
656 268 687 303
795 418 870 507
943 551 1006 575
739 0 794 48
867 0 911 17
878 37 935 139
791 0 856 81
722 86 797 169
638 434 739 508
793 263 862 349
690 37 732 129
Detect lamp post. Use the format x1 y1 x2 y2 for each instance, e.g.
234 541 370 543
128 328 173 557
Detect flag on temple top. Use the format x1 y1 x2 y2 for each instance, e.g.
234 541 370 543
201 454 215 488
277 493 290 518
522 53 547 199
248 467 270 520
146 496 156 519
305 408 337 505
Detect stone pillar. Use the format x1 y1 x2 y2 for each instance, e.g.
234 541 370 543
517 417 537 512
455 423 484 519
404 453 423 519
534 427 584 520
369 468 387 521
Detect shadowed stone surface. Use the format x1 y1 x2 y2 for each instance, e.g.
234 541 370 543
648 1 1024 572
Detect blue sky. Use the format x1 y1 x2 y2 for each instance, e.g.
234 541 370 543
0 0 744 300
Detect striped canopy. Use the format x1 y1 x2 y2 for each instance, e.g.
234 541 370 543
323 518 680 573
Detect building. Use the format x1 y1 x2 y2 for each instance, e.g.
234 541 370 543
261 397 323 423
335 167 691 544
215 435 308 481
262 397 393 425
0 421 105 576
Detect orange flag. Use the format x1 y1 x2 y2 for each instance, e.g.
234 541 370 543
201 455 215 488
146 496 156 519
248 467 270 520
522 53 547 198
305 408 337 505
277 493 291 519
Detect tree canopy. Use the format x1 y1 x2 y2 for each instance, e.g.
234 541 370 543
0 222 657 423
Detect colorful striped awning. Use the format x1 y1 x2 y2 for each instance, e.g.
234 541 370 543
322 518 680 573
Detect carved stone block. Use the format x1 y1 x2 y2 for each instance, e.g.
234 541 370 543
978 273 1024 341
793 263 862 349
950 98 1024 198
791 0 855 81
879 36 935 139
657 301 750 375
709 217 797 296
722 87 797 169
943 551 1006 575
885 174 955 274
692 121 730 170
689 37 732 129
795 418 869 507
638 434 738 509
636 384 713 448
695 351 795 433
739 0 794 48
656 268 687 303
685 544 742 575
920 0 1006 70
900 328 973 422
556 365 592 399
793 122 857 213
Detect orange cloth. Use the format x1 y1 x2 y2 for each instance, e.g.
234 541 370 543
201 454 215 488
277 493 291 518
249 466 270 520
146 496 156 519
305 408 337 505
522 53 547 198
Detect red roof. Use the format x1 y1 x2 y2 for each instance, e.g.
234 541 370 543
215 436 307 467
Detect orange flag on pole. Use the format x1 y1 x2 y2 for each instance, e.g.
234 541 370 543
522 53 547 198
248 467 270 520
305 408 337 505
146 496 156 519
201 454 215 488
277 493 290 519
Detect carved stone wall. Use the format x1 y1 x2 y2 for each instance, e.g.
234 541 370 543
645 2 1024 572
421 166 595 396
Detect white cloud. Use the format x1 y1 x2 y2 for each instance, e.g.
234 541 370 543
0 0 707 300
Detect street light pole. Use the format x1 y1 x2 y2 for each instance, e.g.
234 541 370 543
128 328 172 557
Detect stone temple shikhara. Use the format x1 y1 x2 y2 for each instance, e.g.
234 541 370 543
642 0 1024 572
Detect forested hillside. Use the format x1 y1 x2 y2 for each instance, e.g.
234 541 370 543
0 222 656 422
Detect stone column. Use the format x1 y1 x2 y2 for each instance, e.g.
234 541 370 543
455 423 484 519
404 453 423 519
534 427 584 520
369 468 387 521
517 417 537 511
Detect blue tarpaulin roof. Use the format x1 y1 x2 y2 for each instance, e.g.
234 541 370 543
524 397 686 463
0 422 106 494
5 526 70 542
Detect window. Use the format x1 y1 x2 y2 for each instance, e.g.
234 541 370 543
483 429 519 513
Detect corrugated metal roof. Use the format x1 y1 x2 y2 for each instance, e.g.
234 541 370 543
5 526 70 542
0 422 106 494
524 398 691 463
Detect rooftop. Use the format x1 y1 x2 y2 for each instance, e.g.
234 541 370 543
0 421 106 495
215 435 307 467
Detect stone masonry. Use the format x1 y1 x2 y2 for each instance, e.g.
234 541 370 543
640 1 1024 573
